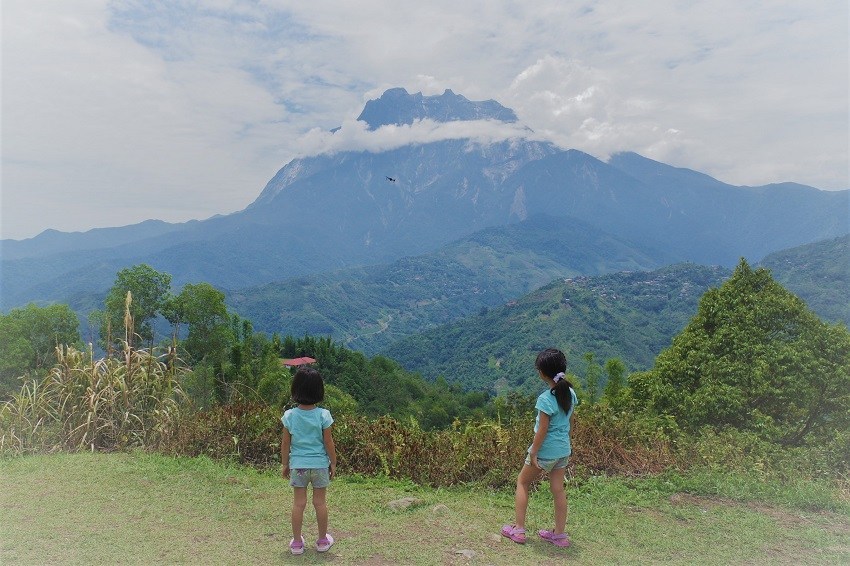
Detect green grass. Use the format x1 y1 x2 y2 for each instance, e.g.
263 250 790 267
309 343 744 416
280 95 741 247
1 452 848 565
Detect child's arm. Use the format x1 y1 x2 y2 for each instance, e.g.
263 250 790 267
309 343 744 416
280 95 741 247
280 428 291 479
528 411 551 469
323 425 337 479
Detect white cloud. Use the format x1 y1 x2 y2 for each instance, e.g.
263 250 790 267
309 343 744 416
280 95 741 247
297 118 538 157
1 0 846 240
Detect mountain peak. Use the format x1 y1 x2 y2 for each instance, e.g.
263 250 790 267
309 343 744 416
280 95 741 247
356 87 517 130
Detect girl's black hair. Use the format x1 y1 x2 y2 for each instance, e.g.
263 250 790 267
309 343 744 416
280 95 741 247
291 366 324 405
535 348 574 414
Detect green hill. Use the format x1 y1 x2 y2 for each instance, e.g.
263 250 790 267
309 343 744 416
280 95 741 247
227 215 669 354
383 263 730 393
759 234 850 327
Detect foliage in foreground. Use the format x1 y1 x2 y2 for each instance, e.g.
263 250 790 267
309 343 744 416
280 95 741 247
159 399 844 491
3 261 849 499
0 342 186 454
629 259 850 445
0 303 81 398
163 406 674 488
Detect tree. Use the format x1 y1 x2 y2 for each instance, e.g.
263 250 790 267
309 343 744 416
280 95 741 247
583 352 601 405
98 264 172 349
0 303 80 396
629 259 850 444
603 358 626 403
0 316 33 397
164 283 231 364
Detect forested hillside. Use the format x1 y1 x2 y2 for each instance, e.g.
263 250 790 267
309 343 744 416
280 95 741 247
383 263 730 393
227 214 668 353
760 234 850 327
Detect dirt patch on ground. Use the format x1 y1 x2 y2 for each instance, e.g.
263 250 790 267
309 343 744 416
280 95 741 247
669 492 850 531
746 501 850 537
667 492 850 565
363 555 397 565
668 492 726 509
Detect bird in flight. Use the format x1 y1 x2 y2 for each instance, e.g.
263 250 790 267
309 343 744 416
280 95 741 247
386 176 396 182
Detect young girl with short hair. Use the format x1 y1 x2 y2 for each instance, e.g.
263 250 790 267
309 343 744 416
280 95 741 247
501 348 577 548
281 366 337 555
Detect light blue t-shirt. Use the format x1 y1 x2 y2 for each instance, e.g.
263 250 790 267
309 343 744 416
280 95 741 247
529 386 578 460
281 406 334 469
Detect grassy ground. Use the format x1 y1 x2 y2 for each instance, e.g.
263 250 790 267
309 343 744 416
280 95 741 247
1 452 848 565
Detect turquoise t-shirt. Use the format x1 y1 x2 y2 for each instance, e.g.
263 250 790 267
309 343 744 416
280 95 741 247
281 406 334 469
529 386 577 460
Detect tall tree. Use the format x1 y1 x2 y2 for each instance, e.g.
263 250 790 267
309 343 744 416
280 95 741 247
629 259 850 444
5 303 80 369
97 264 172 349
164 282 231 364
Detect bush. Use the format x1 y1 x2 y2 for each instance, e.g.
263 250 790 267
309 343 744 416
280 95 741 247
161 402 682 488
161 402 282 467
678 425 850 483
333 416 528 488
571 403 676 476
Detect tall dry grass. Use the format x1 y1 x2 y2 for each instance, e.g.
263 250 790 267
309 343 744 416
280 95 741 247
0 343 186 454
0 292 187 455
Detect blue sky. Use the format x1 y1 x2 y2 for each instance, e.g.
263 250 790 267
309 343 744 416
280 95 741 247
2 0 847 240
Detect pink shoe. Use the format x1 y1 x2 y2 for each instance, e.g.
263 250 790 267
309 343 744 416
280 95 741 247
539 529 570 547
316 533 334 552
501 525 526 544
289 536 305 555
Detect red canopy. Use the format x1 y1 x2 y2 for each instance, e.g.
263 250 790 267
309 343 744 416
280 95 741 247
281 356 316 367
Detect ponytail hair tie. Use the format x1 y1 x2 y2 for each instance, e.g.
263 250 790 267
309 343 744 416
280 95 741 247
553 372 565 383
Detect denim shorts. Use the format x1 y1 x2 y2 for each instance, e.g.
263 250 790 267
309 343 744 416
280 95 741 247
290 468 330 488
525 455 569 472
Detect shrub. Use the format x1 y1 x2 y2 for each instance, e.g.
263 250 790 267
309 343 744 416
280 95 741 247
161 402 282 467
571 403 676 476
161 403 681 488
678 425 850 483
333 416 529 487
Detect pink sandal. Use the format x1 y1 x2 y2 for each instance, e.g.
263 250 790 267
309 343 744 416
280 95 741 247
501 525 526 544
316 533 334 552
289 536 305 555
539 529 570 547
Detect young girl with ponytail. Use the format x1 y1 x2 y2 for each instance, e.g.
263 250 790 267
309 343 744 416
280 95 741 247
501 348 577 548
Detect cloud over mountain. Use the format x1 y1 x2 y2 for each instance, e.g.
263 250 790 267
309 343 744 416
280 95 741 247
2 1 846 240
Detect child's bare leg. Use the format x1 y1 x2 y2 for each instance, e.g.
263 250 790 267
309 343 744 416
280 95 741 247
549 467 568 533
312 487 329 538
514 464 539 528
291 487 308 539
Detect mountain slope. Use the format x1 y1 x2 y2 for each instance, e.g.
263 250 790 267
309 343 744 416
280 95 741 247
759 234 850 326
2 88 847 311
382 264 732 393
608 152 850 257
382 233 850 393
226 214 671 353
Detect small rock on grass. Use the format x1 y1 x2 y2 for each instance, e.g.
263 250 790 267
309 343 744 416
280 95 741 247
386 497 424 510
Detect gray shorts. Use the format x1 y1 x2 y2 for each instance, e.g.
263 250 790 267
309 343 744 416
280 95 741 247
290 468 330 488
525 455 569 472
